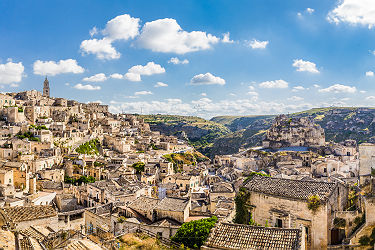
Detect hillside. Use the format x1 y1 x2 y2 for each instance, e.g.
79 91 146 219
210 107 375 156
140 108 375 157
138 115 231 155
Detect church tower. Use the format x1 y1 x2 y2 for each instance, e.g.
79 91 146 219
43 76 50 97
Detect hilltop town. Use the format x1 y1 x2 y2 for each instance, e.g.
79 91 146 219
0 80 374 249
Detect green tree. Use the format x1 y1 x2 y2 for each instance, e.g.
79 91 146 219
171 216 217 249
234 187 251 224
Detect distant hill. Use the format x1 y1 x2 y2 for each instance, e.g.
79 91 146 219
140 107 375 157
138 114 231 155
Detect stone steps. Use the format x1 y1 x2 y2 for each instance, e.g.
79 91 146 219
65 240 89 250
19 237 34 250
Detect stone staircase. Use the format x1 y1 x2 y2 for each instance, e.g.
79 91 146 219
65 240 90 250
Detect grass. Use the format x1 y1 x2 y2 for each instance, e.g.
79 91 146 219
119 233 167 250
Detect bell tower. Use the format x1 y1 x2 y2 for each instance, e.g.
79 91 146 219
43 76 50 97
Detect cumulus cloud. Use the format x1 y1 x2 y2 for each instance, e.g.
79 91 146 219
0 61 24 84
83 73 107 82
287 96 304 101
327 0 375 28
102 14 140 40
190 72 225 85
168 57 189 64
366 96 375 101
292 86 305 92
109 98 314 118
124 62 165 82
73 83 101 90
33 59 84 76
247 39 269 49
366 71 374 77
318 84 357 93
222 32 234 43
110 73 124 79
137 18 219 54
81 14 140 60
306 8 315 14
154 82 168 87
292 59 320 73
134 90 153 95
80 38 121 60
259 79 288 89
313 84 321 88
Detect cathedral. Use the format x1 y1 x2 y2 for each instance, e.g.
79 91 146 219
43 76 50 97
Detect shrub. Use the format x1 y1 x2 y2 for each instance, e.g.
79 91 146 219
307 195 321 213
171 216 217 249
333 218 346 228
131 162 145 174
234 187 251 224
359 235 370 246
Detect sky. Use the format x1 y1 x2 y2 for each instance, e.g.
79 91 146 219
1 0 375 118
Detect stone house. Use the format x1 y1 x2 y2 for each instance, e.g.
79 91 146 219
154 197 190 224
243 175 348 248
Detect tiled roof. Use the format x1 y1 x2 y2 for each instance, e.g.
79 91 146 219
128 196 160 213
155 197 189 212
244 175 336 201
204 223 301 250
0 205 57 223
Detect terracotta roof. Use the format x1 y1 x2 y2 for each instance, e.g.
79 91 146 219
244 175 336 201
0 205 57 223
204 222 301 250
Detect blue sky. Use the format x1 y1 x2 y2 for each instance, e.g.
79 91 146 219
1 0 375 118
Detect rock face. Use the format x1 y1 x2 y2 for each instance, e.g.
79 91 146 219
262 115 325 148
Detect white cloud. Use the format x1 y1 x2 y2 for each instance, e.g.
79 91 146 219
124 73 141 82
318 84 357 93
292 59 319 73
80 38 120 60
0 61 24 84
297 12 302 17
168 57 189 64
73 83 101 90
134 90 153 95
102 14 140 41
247 39 269 49
125 62 165 82
292 86 305 92
154 82 168 87
287 96 304 101
360 90 367 93
201 93 207 96
33 59 84 76
306 8 315 14
109 98 314 118
259 79 288 89
190 72 225 85
313 84 321 88
222 32 234 43
366 96 375 101
110 73 124 79
137 18 219 54
327 0 375 28
89 27 98 37
83 73 107 82
366 71 374 77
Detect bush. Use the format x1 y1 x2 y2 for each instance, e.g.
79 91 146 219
307 195 321 213
359 235 370 246
76 139 99 155
333 218 346 228
131 162 145 174
171 216 217 249
234 187 251 224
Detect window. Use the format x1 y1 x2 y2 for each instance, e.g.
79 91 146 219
276 218 283 228
8 178 11 183
347 152 351 156
323 168 327 173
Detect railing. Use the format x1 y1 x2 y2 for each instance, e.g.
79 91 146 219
136 227 181 249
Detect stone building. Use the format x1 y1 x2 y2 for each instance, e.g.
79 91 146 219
358 143 375 184
43 77 50 97
243 175 348 248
